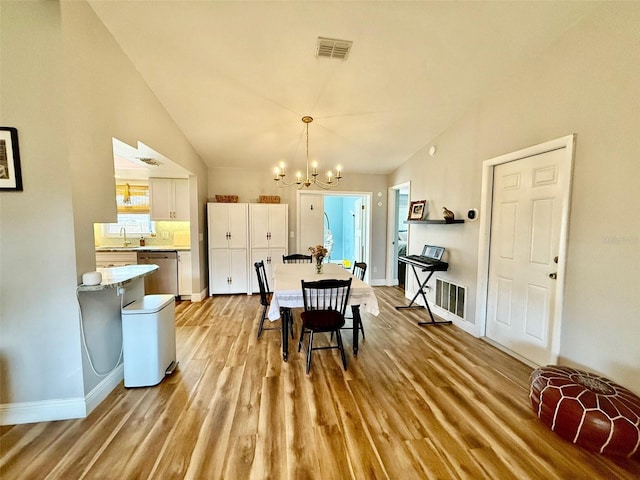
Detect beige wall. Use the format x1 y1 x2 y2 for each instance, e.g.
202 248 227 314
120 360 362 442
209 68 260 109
208 167 389 281
390 3 640 393
0 1 84 406
0 0 209 415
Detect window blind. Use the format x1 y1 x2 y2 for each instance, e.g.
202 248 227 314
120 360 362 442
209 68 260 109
116 183 149 213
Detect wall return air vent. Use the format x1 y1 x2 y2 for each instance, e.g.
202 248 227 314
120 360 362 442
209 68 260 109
316 37 353 60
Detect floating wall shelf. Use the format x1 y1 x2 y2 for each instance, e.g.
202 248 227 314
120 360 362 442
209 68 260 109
405 219 465 225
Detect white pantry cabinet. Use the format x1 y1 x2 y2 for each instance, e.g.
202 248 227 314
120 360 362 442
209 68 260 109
207 203 249 294
149 178 189 221
249 204 288 292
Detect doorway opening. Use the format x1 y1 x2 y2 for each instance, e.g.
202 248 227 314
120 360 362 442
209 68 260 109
297 191 371 282
386 182 410 288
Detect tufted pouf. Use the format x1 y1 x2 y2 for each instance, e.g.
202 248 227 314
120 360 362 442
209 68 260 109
530 366 640 459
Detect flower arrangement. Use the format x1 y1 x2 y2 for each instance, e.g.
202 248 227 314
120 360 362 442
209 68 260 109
308 244 328 259
309 244 328 273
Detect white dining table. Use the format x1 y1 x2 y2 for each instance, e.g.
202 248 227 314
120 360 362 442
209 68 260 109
268 262 379 361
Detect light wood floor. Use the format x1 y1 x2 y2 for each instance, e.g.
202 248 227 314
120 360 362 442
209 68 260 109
2 287 639 479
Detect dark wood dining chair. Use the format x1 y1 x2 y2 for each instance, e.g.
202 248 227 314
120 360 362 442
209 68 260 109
352 262 367 281
282 253 312 264
333 262 367 341
298 278 352 374
254 260 293 339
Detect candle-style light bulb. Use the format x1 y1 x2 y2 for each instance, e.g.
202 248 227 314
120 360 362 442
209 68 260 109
336 165 342 179
312 161 318 175
327 170 333 183
274 167 280 180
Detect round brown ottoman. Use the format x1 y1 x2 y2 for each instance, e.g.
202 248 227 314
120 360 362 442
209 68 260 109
530 365 640 459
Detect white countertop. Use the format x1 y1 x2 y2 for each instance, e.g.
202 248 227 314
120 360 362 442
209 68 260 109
95 246 190 252
77 264 158 291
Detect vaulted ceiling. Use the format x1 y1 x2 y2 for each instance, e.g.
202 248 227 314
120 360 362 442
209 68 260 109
90 1 597 177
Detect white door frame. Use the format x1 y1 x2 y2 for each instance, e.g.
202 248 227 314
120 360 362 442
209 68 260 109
386 181 411 286
475 134 576 363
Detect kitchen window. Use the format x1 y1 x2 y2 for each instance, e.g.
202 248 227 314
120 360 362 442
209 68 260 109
103 213 155 237
103 182 155 237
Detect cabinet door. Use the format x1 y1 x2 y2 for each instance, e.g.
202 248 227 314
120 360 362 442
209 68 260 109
209 249 230 294
250 204 270 249
268 205 288 249
208 203 230 248
228 249 248 294
178 251 192 296
172 179 190 221
149 178 173 220
228 204 248 249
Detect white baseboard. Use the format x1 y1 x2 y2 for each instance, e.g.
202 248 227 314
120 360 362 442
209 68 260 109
0 364 124 426
431 304 477 336
190 287 207 302
370 279 387 286
85 364 124 416
0 397 85 426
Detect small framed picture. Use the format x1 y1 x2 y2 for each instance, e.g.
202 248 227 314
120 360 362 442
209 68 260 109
0 127 23 191
408 200 427 220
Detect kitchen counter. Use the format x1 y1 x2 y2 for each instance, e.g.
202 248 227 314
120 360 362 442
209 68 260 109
95 246 190 252
78 264 158 292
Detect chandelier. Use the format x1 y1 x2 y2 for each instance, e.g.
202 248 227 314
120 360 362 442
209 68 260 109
273 116 343 189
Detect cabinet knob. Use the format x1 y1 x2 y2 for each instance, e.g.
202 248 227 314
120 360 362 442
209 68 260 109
549 272 557 280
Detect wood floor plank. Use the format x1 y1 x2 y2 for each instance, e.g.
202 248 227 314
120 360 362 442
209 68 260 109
2 287 639 480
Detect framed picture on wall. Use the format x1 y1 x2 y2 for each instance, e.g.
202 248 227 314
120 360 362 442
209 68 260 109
0 127 23 191
408 200 427 220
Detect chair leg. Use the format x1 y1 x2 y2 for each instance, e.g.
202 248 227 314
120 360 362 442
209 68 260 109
289 310 295 339
298 324 305 352
257 306 267 338
306 331 314 374
335 330 347 371
359 321 365 339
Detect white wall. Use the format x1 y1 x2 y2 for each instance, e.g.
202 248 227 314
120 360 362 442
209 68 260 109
389 3 640 393
0 0 209 421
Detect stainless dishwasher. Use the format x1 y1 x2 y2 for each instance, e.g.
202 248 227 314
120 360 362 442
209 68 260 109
136 251 178 296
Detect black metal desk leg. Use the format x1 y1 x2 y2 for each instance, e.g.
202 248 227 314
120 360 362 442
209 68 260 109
351 305 361 356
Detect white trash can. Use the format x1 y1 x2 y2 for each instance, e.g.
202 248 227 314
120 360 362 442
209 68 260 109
121 294 177 387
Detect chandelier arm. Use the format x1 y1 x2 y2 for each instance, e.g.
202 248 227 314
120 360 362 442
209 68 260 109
272 115 342 190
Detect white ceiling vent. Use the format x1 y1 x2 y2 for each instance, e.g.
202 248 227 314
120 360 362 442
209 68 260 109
316 37 353 60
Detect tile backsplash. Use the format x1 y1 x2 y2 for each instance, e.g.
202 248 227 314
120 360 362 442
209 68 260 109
94 221 190 248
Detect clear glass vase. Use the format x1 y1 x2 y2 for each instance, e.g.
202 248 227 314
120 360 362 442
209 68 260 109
315 257 323 274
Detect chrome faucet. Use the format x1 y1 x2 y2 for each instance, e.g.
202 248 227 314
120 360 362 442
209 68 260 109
120 226 131 246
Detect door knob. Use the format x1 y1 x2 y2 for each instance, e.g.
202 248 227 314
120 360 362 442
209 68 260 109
549 272 557 280
554 256 559 264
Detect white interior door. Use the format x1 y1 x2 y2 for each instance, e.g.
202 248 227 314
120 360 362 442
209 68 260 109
486 148 570 365
297 193 324 252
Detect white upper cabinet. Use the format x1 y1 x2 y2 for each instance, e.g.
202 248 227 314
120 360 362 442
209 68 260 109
150 178 189 221
208 203 249 249
250 204 288 249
